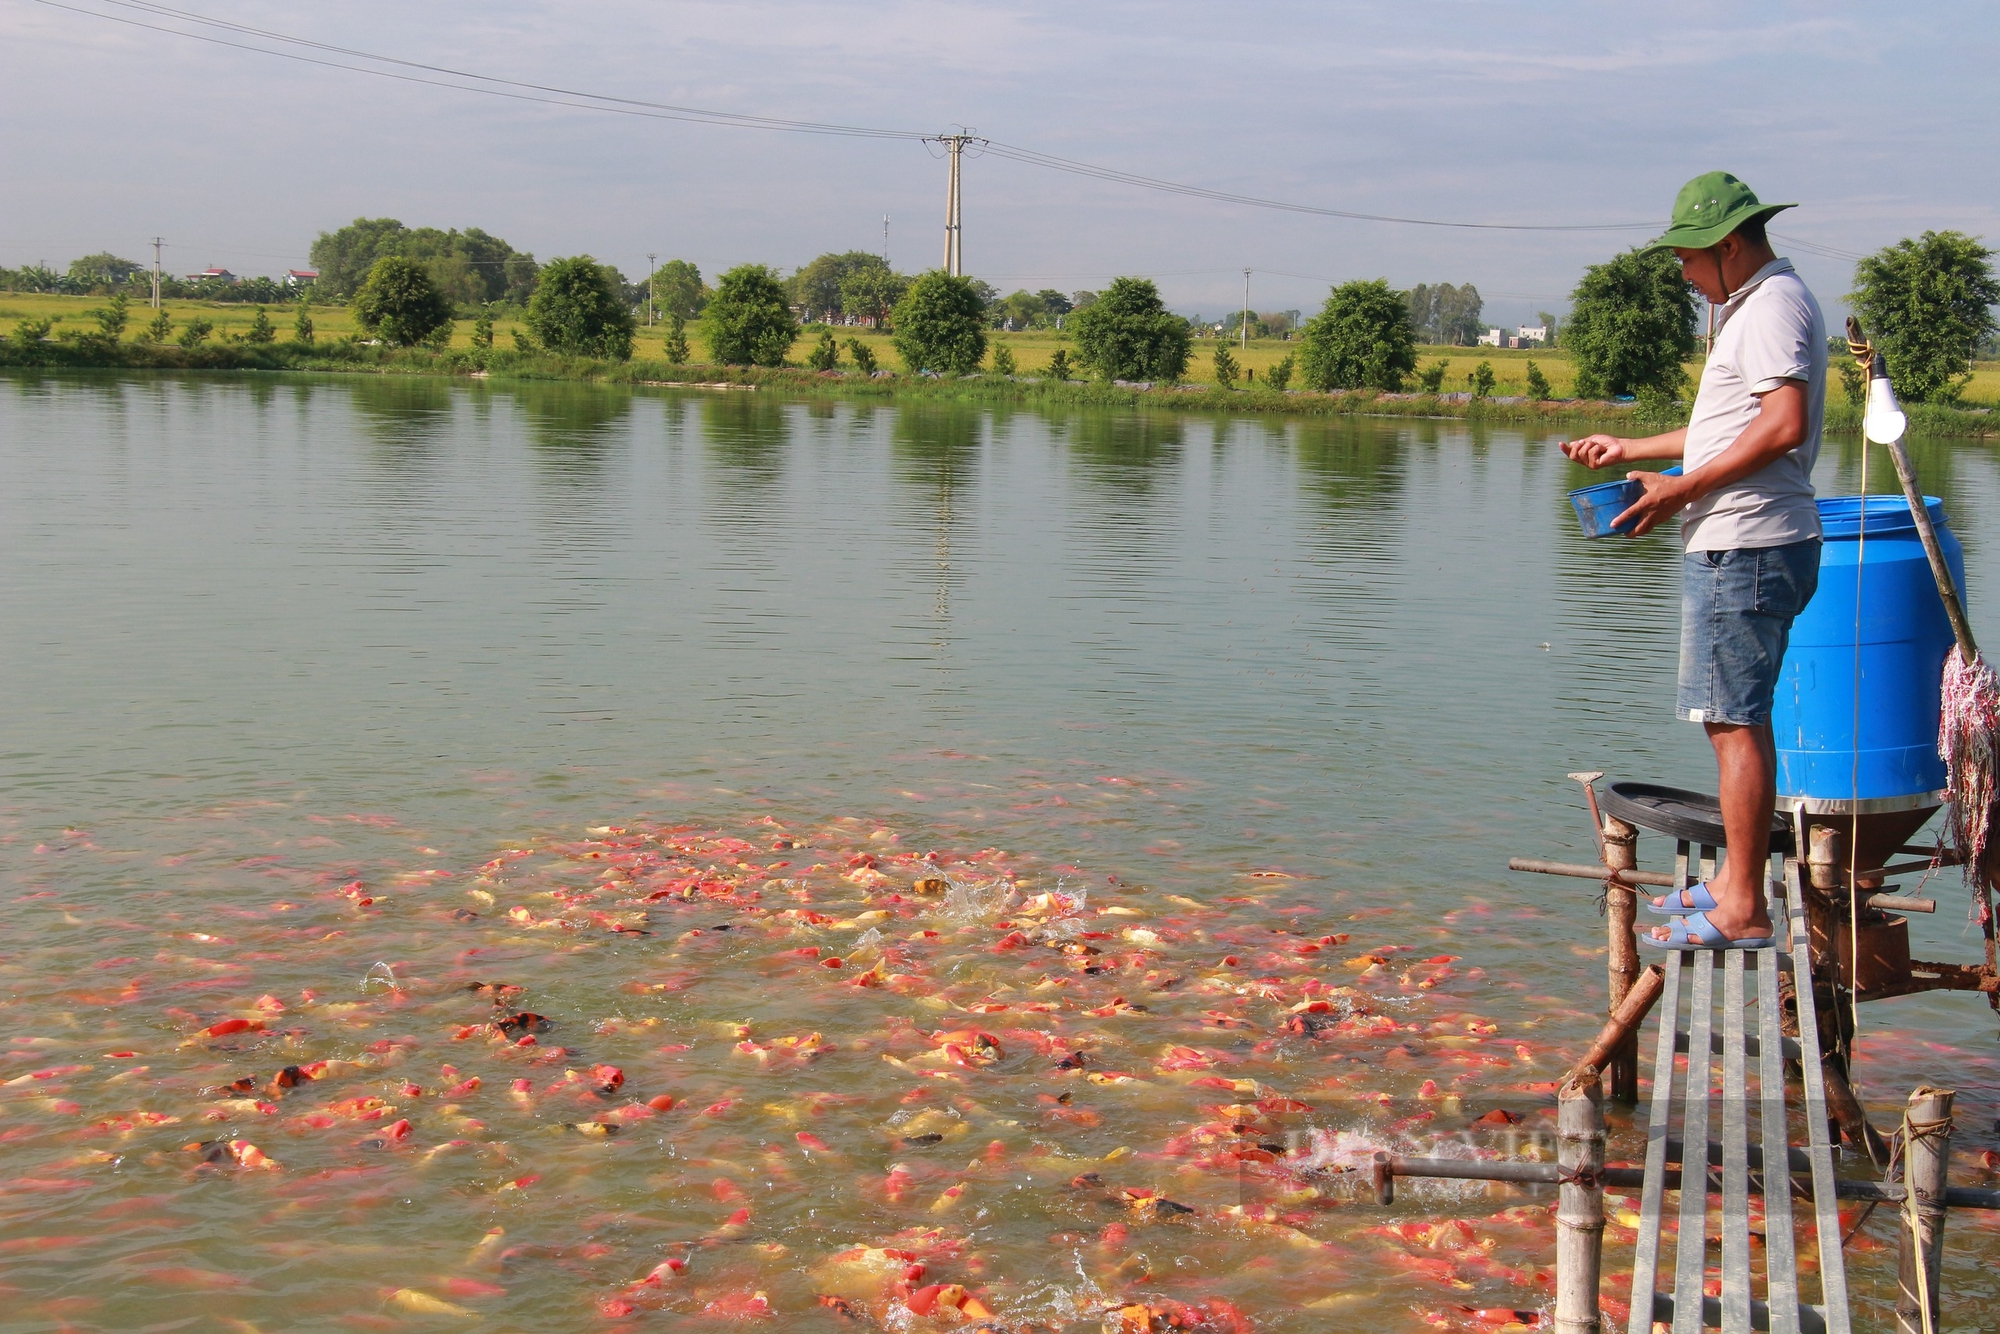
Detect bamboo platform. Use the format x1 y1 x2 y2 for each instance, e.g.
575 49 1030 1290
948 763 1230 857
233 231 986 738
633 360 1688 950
1624 842 1847 1334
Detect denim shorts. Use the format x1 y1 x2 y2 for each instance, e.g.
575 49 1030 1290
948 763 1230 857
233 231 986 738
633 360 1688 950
1677 539 1821 726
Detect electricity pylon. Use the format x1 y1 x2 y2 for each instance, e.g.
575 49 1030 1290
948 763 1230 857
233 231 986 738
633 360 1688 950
927 132 985 277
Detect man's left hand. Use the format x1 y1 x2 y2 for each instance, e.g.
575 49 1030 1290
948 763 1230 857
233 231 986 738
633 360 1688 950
1611 470 1693 537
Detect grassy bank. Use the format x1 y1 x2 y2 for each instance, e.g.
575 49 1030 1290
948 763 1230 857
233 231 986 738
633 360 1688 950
5 291 1996 436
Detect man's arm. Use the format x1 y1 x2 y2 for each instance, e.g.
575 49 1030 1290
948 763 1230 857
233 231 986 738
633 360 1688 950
1613 380 1809 536
1562 427 1686 469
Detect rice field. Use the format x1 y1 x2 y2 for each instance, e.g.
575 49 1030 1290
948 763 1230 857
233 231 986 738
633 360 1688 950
3 292 1995 406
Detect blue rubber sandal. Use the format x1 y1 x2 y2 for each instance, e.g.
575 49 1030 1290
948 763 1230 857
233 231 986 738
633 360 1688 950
1645 882 1720 916
1643 910 1774 952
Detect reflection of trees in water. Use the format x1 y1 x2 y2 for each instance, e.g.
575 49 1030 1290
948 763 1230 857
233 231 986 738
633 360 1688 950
347 375 458 473
1292 417 1407 514
890 402 981 490
699 392 789 493
515 382 631 492
1058 408 1185 495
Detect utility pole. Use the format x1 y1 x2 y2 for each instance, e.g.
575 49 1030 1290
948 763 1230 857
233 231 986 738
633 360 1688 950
646 252 657 326
1241 268 1251 351
883 215 891 267
927 132 983 278
150 236 164 310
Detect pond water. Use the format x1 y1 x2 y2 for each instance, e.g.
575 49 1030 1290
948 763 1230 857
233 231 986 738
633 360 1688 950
4 371 1999 1332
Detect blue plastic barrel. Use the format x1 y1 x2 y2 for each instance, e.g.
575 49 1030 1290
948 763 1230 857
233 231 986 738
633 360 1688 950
1773 495 1965 808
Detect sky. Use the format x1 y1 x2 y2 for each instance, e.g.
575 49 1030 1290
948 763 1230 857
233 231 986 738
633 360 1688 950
3 0 1996 328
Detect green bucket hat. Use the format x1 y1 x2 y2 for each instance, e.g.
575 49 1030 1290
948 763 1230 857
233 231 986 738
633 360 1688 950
1644 171 1794 252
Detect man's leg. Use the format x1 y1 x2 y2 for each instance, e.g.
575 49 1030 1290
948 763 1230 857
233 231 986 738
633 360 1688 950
1702 719 1776 938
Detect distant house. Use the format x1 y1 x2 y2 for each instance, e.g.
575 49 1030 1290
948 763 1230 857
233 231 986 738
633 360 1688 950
187 266 238 283
1476 327 1504 347
1516 325 1549 346
285 269 319 287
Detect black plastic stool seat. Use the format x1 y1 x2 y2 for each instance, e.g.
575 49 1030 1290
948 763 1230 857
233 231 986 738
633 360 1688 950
1599 781 1796 856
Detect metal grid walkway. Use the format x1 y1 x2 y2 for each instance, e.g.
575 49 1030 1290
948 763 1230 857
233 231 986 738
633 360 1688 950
1626 844 1850 1334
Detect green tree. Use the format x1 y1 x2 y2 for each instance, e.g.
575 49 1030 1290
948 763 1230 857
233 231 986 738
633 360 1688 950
470 308 494 350
845 338 877 374
68 252 143 290
142 309 172 344
991 343 1016 375
793 251 888 321
245 305 276 344
705 264 797 366
1537 311 1561 348
1298 278 1418 392
176 317 213 349
94 291 129 340
807 328 841 371
650 260 709 319
1564 248 1697 399
1470 361 1495 398
1038 289 1073 318
1524 360 1552 401
1212 344 1239 388
1404 282 1484 345
1044 347 1072 380
292 300 314 345
664 313 692 365
1069 276 1191 382
1416 359 1449 394
1849 231 2000 403
891 271 988 375
527 256 635 360
840 268 909 330
512 328 535 353
310 218 538 303
1267 353 1294 391
352 256 454 347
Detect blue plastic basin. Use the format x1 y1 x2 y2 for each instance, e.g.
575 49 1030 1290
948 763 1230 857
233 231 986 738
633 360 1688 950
1773 494 1963 806
1568 467 1682 538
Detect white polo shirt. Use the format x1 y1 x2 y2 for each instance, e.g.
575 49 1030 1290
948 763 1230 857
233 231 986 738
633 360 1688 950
1680 257 1826 552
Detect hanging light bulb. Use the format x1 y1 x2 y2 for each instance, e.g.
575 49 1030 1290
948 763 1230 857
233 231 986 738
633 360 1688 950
1863 371 1906 445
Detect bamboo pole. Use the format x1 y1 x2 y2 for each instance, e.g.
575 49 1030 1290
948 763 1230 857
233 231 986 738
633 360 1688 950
1602 816 1641 1102
1561 964 1666 1093
1554 1079 1605 1334
1895 1086 1955 1334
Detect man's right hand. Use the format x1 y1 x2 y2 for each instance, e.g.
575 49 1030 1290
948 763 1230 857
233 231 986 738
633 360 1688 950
1562 434 1628 469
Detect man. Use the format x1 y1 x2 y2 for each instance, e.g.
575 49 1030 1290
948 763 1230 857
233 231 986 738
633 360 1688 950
1564 171 1826 950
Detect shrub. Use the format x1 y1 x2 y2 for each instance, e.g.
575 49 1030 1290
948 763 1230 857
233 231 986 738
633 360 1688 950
664 313 691 365
705 264 797 366
1565 248 1697 399
1849 231 1999 403
1837 356 1865 407
95 292 129 340
176 317 214 349
1416 360 1449 394
1213 344 1238 388
891 271 988 375
470 309 494 350
991 343 1016 376
846 338 877 374
512 328 535 352
1069 277 1191 382
142 310 172 344
1299 279 1418 391
527 256 635 360
1044 348 1072 380
292 301 314 345
1471 361 1495 398
353 256 454 347
1524 360 1552 401
807 328 841 371
1267 353 1294 391
245 306 276 345
12 316 54 343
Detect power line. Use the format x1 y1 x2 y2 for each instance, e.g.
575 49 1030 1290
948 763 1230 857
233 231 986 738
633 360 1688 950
33 0 1664 235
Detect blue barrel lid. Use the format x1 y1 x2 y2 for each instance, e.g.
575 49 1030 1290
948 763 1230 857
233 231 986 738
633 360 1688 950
1817 494 1946 539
